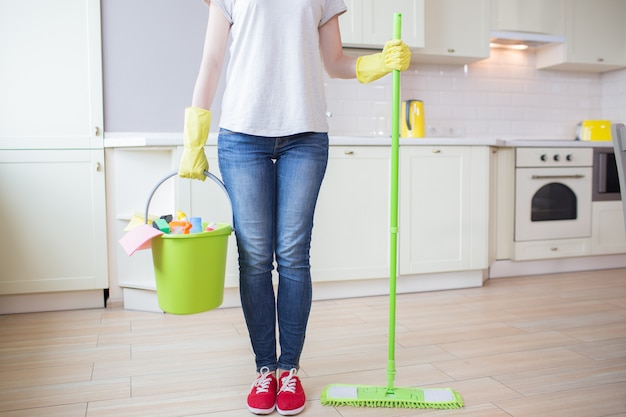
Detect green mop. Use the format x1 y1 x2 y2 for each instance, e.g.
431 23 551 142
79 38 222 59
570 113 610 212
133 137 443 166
320 13 464 409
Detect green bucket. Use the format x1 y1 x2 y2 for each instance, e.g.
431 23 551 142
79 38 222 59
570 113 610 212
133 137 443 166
145 170 233 315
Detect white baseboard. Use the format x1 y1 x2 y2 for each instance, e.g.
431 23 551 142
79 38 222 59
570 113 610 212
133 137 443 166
489 254 626 278
0 290 105 315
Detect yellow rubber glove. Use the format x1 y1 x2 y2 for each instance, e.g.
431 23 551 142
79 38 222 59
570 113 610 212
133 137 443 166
179 107 211 181
356 39 411 84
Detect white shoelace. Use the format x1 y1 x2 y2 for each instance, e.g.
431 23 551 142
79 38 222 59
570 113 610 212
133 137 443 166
279 368 298 394
252 366 273 394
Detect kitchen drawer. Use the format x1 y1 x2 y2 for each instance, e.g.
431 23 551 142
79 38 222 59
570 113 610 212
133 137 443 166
513 238 591 261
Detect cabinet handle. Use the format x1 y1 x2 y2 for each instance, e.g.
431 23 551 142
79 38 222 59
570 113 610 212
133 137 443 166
550 247 558 251
432 148 441 154
447 48 455 53
95 161 102 172
95 126 101 136
532 174 584 180
344 150 354 155
597 57 604 62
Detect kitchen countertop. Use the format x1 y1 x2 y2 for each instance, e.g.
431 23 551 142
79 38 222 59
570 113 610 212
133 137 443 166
505 139 614 148
328 136 506 146
103 132 614 148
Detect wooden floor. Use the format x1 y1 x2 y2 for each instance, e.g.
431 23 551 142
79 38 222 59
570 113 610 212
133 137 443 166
1 268 625 417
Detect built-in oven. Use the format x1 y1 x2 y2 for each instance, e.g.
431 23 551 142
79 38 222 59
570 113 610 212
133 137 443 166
592 147 621 201
515 148 593 242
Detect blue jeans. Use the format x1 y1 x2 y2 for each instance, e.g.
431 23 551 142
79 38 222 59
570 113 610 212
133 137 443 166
217 129 329 372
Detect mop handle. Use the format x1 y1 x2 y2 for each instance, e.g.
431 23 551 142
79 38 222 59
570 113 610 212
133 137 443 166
387 12 402 394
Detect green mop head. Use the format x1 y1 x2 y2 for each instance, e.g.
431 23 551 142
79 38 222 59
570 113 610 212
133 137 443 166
320 384 463 409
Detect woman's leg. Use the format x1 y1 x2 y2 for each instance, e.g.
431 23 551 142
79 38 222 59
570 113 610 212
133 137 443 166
273 132 329 371
218 129 278 372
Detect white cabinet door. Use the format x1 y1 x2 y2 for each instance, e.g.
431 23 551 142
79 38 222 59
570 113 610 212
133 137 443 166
492 0 566 36
565 0 626 67
400 146 490 274
339 0 365 45
0 150 107 294
591 201 626 255
414 0 491 64
537 0 626 72
0 0 103 149
340 0 425 48
310 146 391 282
364 0 425 47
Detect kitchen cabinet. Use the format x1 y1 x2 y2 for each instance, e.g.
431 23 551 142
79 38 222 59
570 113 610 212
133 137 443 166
399 146 491 275
340 0 425 49
536 0 626 73
310 146 391 282
0 0 103 150
413 0 491 65
0 150 108 295
0 0 107 313
491 0 566 36
591 201 626 255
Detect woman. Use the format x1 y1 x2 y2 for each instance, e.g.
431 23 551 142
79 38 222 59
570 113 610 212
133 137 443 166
179 0 410 415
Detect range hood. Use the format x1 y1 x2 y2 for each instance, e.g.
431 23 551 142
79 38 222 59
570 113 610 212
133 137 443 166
490 31 566 50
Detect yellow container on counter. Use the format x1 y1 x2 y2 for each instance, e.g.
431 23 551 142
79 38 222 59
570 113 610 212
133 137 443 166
401 100 425 138
578 120 612 141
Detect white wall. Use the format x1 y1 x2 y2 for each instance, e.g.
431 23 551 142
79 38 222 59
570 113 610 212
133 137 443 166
101 0 210 132
325 48 626 140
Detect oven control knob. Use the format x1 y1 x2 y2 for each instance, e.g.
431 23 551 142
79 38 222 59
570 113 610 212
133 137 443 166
566 154 572 161
553 154 560 162
540 154 547 161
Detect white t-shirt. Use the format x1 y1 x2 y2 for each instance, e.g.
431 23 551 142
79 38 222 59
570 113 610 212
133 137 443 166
211 0 347 137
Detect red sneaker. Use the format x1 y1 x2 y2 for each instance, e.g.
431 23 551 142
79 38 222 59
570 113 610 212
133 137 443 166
247 367 277 415
276 369 306 416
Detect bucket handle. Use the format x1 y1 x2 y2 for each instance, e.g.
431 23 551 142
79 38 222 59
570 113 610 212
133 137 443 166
144 170 234 232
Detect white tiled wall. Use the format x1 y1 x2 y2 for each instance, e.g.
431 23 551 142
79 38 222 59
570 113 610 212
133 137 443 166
325 49 626 140
602 69 626 124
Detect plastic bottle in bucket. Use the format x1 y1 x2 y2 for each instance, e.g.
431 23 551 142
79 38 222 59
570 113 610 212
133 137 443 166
169 221 191 234
190 217 203 233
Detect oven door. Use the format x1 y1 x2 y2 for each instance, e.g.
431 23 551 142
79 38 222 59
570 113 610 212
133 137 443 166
515 167 592 242
592 148 621 201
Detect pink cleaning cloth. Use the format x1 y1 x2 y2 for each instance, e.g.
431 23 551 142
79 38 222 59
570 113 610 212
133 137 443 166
119 224 164 256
